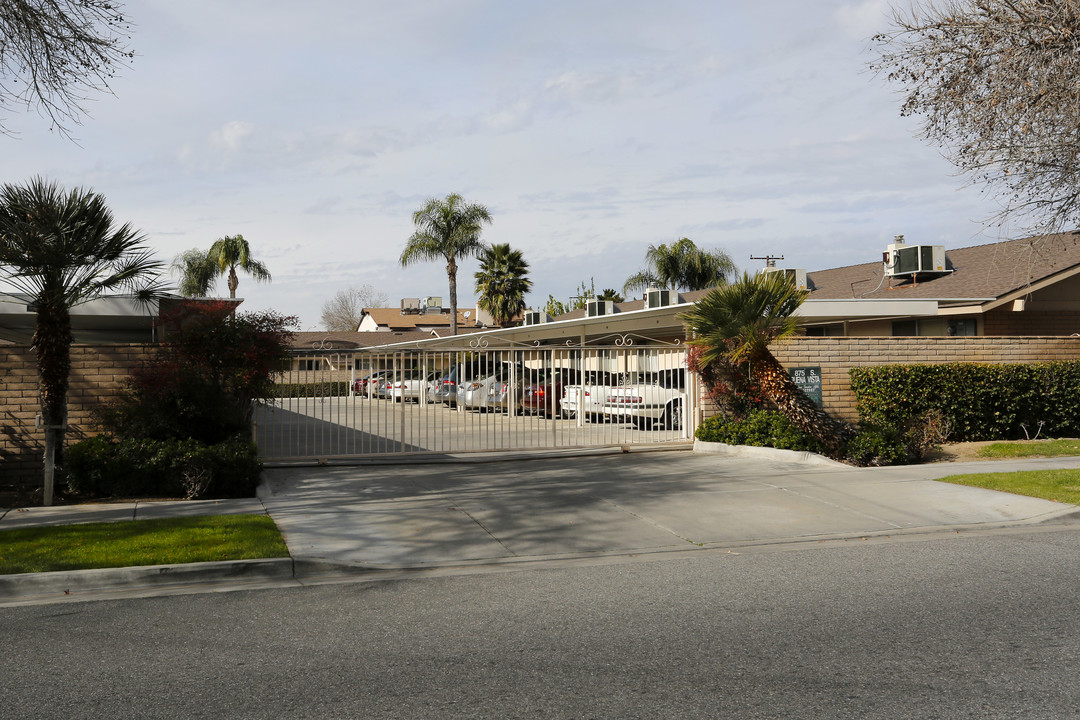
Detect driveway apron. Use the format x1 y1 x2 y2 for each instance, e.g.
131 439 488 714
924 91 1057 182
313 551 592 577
258 451 1080 568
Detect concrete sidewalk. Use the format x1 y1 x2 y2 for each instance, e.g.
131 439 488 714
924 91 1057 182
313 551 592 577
260 449 1080 568
3 448 1080 604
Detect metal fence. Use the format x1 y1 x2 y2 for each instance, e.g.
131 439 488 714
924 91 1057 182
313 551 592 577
254 341 697 461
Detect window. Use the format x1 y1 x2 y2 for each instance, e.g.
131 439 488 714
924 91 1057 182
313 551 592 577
805 324 844 337
947 319 977 336
891 320 919 336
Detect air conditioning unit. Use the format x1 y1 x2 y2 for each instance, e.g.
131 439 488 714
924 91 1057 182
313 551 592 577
645 288 673 308
586 300 615 317
760 268 808 291
522 310 550 326
401 298 421 314
421 296 443 313
883 236 948 277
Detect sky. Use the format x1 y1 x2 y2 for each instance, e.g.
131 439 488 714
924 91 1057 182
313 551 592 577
3 0 1009 330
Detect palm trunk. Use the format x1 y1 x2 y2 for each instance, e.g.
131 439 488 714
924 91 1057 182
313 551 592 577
228 266 239 298
447 258 458 336
33 303 73 505
753 350 851 457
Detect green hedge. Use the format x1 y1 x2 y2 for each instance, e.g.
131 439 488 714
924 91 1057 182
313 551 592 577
272 381 351 398
65 433 262 499
849 361 1080 441
695 409 825 453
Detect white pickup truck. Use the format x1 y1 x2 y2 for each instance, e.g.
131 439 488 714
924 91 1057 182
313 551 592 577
603 369 686 429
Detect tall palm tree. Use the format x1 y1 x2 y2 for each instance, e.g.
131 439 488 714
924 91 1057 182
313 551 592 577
172 234 271 299
623 237 736 295
474 243 531 327
0 178 164 504
401 193 492 335
680 272 850 455
171 248 217 297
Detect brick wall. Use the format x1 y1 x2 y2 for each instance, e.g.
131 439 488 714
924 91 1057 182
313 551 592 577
770 336 1080 422
1 344 154 488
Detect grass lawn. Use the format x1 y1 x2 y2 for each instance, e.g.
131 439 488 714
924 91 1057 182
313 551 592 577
977 438 1080 459
0 514 290 575
937 469 1080 507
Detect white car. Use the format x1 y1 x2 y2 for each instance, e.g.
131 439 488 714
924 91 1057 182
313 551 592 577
462 363 517 412
560 371 617 421
387 370 441 402
603 370 686 429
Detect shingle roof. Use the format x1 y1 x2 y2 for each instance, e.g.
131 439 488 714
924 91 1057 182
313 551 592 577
289 330 435 350
806 232 1080 302
361 307 481 330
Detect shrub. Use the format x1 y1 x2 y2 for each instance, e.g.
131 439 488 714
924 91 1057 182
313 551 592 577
65 434 261 500
696 409 825 453
850 361 1080 442
846 425 910 466
101 301 298 444
273 381 350 398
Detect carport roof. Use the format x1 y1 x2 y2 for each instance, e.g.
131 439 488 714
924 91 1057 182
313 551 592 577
367 295 941 349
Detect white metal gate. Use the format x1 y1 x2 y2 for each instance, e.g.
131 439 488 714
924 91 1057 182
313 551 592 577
254 340 697 461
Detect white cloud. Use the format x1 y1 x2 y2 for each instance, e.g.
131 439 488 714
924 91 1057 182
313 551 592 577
211 121 255 152
833 0 893 40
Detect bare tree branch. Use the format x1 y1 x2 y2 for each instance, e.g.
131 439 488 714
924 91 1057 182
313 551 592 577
0 0 134 137
872 0 1080 234
321 284 389 332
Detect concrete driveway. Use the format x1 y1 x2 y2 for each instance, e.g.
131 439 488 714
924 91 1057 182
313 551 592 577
258 449 1080 569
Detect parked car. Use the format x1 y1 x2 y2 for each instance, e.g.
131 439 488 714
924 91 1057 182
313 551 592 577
462 362 517 412
387 370 441 403
521 368 579 417
352 370 390 396
603 369 686 429
430 359 496 407
560 370 617 421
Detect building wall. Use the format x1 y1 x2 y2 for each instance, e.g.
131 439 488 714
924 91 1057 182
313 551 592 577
1 344 155 489
983 309 1080 336
770 336 1080 422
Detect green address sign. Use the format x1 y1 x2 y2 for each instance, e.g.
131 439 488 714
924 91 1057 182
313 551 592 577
789 366 822 407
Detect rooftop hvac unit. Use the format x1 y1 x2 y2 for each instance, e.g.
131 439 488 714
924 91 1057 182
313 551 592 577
645 288 673 308
760 267 808 291
586 299 615 317
401 298 421 314
522 310 550 326
884 244 947 277
421 296 443 313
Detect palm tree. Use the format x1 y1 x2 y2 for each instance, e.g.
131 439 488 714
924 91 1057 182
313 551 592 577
172 234 271 299
680 272 850 456
596 288 625 303
171 248 217 297
623 237 736 295
0 178 164 504
401 194 492 335
474 243 531 327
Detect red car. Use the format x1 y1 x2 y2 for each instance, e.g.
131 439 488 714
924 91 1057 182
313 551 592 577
352 370 389 395
521 369 579 417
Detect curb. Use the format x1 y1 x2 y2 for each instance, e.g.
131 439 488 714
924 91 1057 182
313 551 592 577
0 557 295 603
693 439 850 467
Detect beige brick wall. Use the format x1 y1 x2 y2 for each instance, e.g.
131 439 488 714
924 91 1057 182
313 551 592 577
1 344 155 488
770 336 1080 422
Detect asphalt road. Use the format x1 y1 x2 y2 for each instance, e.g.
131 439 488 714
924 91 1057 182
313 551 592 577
3 526 1079 719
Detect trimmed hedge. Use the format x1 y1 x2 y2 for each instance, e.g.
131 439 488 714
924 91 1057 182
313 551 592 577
695 409 826 453
273 381 351 398
849 361 1080 442
65 433 262 499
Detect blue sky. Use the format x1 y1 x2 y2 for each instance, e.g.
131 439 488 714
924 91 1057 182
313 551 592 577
4 0 1006 329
